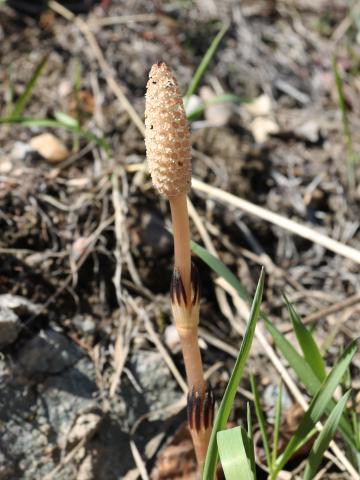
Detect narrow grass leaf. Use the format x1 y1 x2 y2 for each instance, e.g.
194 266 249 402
246 403 256 476
332 56 356 187
202 269 264 480
11 55 48 118
185 23 229 101
303 391 351 480
250 374 271 471
272 381 283 467
264 319 355 445
217 427 256 480
187 93 242 122
275 340 357 474
0 116 109 152
54 111 79 128
284 296 326 381
192 242 356 452
246 402 256 476
191 242 251 303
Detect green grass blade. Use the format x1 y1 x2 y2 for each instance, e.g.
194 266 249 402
10 55 48 118
186 93 242 122
185 23 229 101
217 427 256 480
192 242 356 453
250 374 272 472
272 381 283 467
284 296 326 381
54 111 79 128
264 320 355 444
303 391 351 480
0 116 109 152
202 269 265 480
246 403 256 475
332 56 356 187
191 242 251 303
274 340 357 474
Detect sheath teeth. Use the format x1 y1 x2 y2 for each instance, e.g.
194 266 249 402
145 62 192 198
187 384 215 433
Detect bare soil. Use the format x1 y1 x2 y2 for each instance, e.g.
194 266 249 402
0 1 359 479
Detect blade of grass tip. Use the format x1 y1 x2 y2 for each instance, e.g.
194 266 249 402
54 111 80 129
303 390 351 480
284 296 326 382
187 93 242 122
264 319 355 447
217 427 256 480
185 23 229 102
250 374 272 473
203 269 265 480
246 403 256 476
10 55 49 118
274 340 358 475
272 380 283 468
192 241 356 451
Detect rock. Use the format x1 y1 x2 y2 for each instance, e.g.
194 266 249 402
18 329 82 375
245 93 273 116
73 314 96 335
0 157 13 174
200 86 233 127
184 94 202 117
164 325 181 353
0 351 98 479
295 120 321 143
0 294 41 316
30 133 69 163
10 141 33 162
249 116 279 143
243 94 279 143
263 383 292 422
0 306 22 347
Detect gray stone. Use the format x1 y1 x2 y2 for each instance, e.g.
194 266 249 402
10 142 33 162
0 306 22 348
0 346 98 480
295 120 321 143
0 294 42 316
18 329 82 375
73 315 96 335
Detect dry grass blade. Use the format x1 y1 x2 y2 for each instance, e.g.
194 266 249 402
192 178 360 264
130 440 150 480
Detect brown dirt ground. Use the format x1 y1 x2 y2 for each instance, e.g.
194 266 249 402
0 1 359 479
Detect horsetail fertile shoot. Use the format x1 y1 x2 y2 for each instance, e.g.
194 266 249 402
145 62 214 469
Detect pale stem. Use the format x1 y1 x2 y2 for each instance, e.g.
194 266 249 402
178 327 205 391
169 194 192 305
